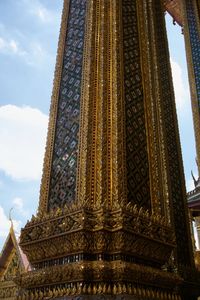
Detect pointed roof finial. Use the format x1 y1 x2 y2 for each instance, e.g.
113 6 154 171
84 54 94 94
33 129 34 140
196 157 199 168
9 207 14 229
191 170 197 187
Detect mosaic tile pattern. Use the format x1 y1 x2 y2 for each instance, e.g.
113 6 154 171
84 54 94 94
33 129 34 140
48 0 86 209
122 0 151 209
186 0 200 108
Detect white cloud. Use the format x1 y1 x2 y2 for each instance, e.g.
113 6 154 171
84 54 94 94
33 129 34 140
9 40 18 53
13 197 23 211
170 59 190 112
0 37 6 49
34 6 54 23
22 0 59 24
0 36 27 57
25 42 48 67
0 206 21 238
12 197 29 218
0 1 61 68
0 13 56 67
0 35 52 67
0 105 48 181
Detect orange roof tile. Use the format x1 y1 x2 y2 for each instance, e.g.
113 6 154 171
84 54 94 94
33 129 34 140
164 0 183 27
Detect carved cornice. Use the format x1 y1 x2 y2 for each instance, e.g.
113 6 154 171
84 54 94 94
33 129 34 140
17 260 182 289
20 204 175 267
16 281 182 300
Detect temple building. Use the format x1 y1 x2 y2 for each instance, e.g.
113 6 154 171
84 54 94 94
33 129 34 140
1 0 200 299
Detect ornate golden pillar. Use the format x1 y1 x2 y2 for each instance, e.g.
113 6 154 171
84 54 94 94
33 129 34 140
182 1 200 294
17 0 199 299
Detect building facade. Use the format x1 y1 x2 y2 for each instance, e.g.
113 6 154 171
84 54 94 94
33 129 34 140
11 0 200 299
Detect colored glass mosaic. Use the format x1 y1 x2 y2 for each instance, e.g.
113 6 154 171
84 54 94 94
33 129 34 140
48 0 87 209
186 1 200 108
122 0 151 209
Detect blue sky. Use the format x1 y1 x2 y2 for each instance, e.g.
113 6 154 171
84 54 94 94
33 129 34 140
0 2 197 249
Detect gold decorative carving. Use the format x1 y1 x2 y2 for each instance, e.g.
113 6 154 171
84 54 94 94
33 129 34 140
0 284 18 299
17 260 182 289
0 250 20 299
137 0 171 218
77 0 126 208
3 251 19 281
20 203 175 267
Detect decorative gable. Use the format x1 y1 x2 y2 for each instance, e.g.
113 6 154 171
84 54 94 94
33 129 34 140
0 226 30 299
1 250 20 282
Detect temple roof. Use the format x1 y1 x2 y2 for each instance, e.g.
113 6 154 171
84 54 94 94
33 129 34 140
164 0 183 27
188 187 200 217
0 225 30 278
